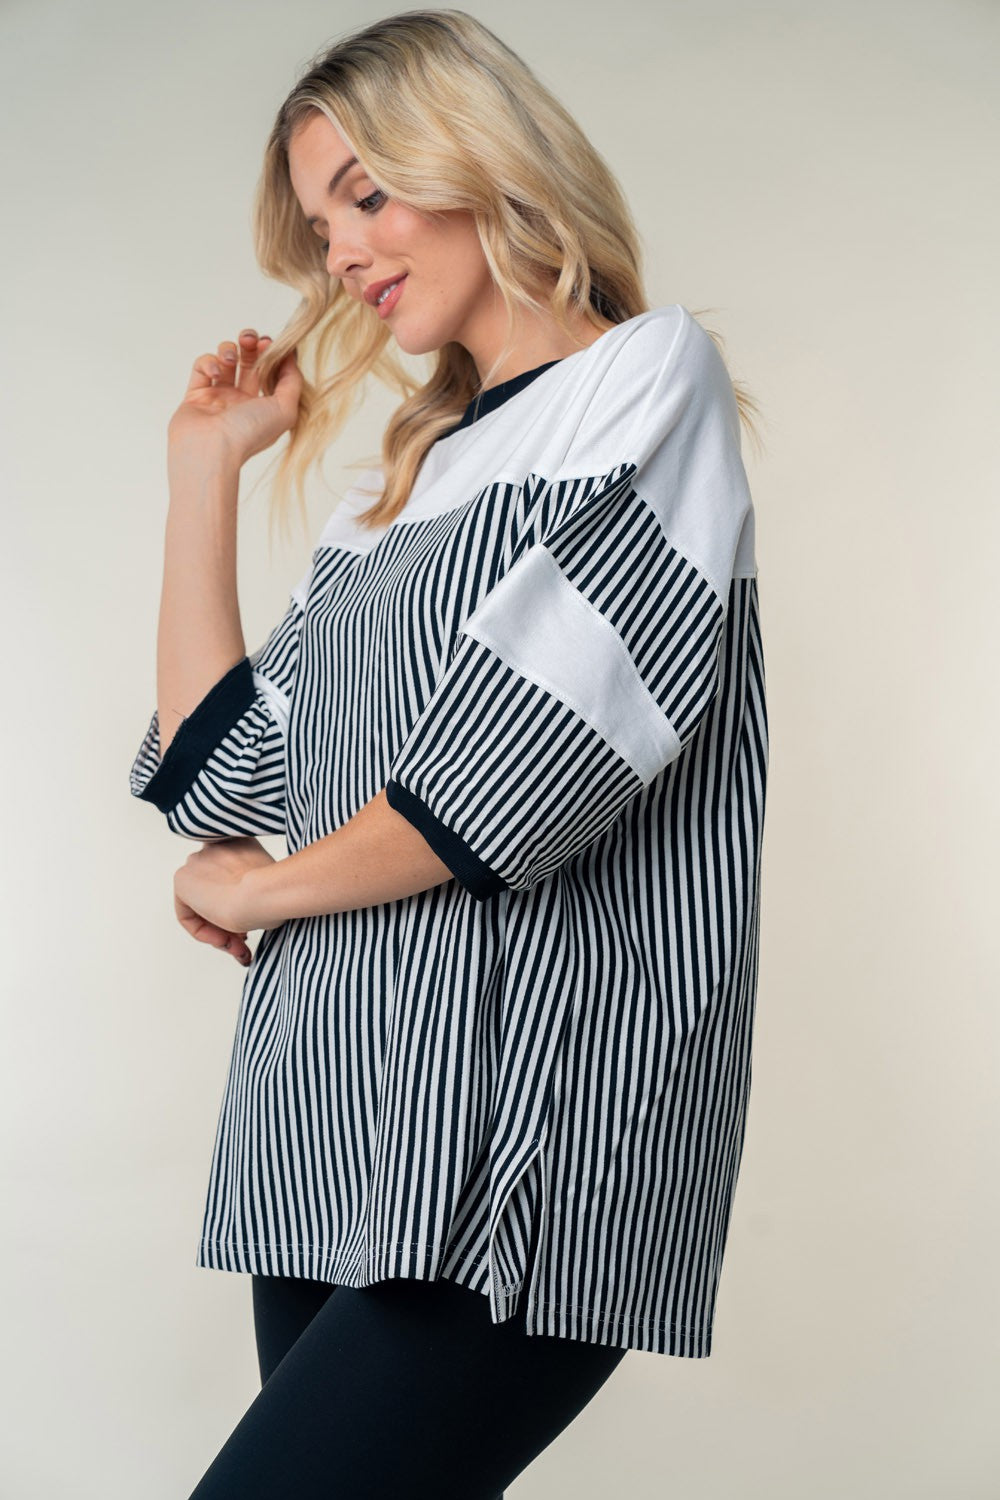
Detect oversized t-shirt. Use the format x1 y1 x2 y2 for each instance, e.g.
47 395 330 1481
129 304 768 1358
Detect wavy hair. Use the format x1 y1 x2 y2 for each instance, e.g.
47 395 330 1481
247 8 764 543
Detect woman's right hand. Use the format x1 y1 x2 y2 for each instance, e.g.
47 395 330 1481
167 329 304 469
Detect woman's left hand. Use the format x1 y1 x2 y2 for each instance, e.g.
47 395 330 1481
174 837 278 953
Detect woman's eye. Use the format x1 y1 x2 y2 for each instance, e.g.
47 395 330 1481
354 188 386 214
316 188 387 254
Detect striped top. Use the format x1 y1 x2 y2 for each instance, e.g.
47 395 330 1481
129 304 768 1358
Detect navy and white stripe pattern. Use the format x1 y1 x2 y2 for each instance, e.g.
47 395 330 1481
128 595 305 838
129 305 768 1358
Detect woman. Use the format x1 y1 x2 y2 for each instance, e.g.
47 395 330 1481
129 10 768 1497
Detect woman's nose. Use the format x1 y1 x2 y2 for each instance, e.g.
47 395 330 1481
326 239 369 281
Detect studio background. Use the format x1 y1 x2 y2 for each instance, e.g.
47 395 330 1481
2 0 997 1495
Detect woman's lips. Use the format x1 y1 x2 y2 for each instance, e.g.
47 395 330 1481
375 275 407 318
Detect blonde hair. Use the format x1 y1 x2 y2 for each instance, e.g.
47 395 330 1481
248 8 764 543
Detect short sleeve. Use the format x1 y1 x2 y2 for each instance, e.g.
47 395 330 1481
385 310 753 899
128 586 306 840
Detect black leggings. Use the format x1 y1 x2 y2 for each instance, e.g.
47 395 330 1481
186 1259 627 1499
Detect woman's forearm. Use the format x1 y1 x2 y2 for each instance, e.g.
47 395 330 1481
156 445 246 757
238 789 457 929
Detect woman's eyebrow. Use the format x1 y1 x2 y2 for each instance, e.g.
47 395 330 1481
306 155 360 226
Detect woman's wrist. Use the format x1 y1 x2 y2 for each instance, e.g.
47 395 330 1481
167 440 244 500
237 859 291 933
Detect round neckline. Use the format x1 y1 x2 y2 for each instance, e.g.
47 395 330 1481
446 357 567 437
432 308 681 446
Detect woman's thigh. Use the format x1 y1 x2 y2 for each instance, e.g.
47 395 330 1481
188 1273 627 1500
251 1271 336 1383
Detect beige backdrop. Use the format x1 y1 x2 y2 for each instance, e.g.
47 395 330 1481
3 0 998 1494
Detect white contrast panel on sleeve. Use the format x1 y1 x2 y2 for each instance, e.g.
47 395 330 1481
385 312 752 899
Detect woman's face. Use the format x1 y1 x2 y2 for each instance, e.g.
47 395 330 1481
287 110 500 370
